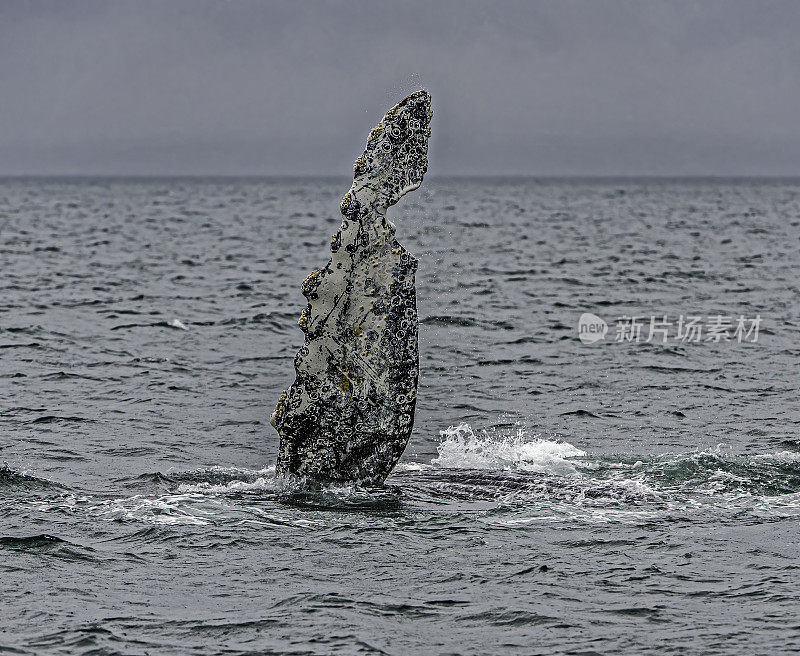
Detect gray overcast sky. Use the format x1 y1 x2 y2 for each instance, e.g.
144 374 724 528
2 0 800 176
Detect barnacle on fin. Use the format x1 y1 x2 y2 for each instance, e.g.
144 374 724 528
354 155 367 176
368 123 383 142
340 192 352 215
270 390 288 428
301 270 322 297
297 307 310 332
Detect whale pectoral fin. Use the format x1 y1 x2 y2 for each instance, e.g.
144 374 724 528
273 90 431 486
354 90 432 210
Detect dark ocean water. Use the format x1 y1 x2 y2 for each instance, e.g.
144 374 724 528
1 177 799 655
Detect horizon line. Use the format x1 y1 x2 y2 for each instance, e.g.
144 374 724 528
2 173 800 181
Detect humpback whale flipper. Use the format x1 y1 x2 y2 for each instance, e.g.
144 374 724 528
271 90 432 486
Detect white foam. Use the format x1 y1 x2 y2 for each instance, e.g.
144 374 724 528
394 462 434 473
177 476 278 495
169 466 277 494
432 423 586 474
750 450 800 464
95 494 211 526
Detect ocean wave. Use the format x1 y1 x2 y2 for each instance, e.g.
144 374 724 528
176 471 279 495
618 446 800 496
0 464 63 493
402 422 800 521
0 533 96 561
99 465 402 523
175 467 403 509
14 433 800 531
170 465 278 489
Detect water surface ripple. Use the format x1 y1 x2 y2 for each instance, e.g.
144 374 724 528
1 178 799 655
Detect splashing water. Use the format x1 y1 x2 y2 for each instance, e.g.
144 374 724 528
432 422 586 474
